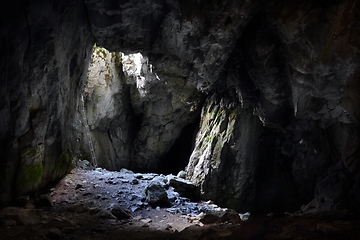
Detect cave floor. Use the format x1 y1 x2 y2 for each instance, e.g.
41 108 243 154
1 167 359 240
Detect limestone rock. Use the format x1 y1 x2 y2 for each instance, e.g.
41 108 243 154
177 171 186 179
199 209 241 224
168 175 199 200
144 181 169 206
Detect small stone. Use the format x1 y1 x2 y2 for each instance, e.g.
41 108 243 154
131 206 139 212
168 176 199 200
239 212 250 221
119 168 134 174
199 214 220 224
165 223 173 230
165 208 178 214
177 170 186 179
134 173 143 179
111 205 131 220
131 179 139 184
140 218 152 224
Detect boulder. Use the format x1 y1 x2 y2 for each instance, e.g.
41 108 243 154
199 208 241 224
168 176 199 200
144 181 169 206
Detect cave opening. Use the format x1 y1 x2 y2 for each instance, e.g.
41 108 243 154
83 44 199 175
158 117 200 175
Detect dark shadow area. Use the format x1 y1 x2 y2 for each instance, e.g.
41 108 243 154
158 117 200 175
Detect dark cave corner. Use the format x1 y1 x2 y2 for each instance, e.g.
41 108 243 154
158 117 201 175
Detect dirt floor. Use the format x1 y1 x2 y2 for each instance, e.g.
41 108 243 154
1 166 360 240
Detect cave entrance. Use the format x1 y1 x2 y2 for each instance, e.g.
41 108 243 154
158 117 200 175
83 44 199 175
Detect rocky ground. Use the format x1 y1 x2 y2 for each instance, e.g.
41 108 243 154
1 162 359 240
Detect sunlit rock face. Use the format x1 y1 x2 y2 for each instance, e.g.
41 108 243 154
82 46 203 171
0 0 359 214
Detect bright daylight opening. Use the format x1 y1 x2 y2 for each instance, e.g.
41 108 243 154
79 44 199 175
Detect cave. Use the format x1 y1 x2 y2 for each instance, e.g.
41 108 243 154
1 0 360 238
158 118 200 175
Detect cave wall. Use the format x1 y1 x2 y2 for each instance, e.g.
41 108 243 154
0 0 359 213
0 0 94 207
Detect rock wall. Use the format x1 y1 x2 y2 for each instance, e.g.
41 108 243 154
81 45 203 172
186 1 360 213
0 0 359 214
0 0 93 208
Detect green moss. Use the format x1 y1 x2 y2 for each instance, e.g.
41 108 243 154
55 152 74 177
94 45 108 59
16 162 43 196
204 135 212 142
229 109 237 120
16 146 44 195
22 163 43 186
113 52 122 66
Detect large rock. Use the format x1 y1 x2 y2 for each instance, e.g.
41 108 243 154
168 175 199 200
199 208 241 224
144 180 170 206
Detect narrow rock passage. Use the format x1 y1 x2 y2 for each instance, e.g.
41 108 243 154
1 164 359 239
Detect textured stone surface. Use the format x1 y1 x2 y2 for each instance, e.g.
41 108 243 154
0 0 359 215
0 0 93 208
144 180 169 206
